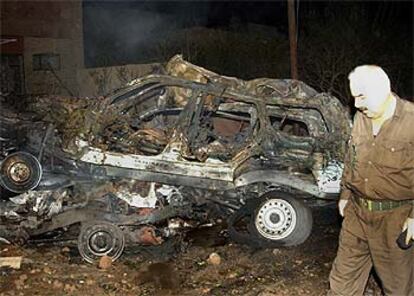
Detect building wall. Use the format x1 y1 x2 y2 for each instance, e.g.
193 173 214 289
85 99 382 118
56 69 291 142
1 1 84 96
1 1 83 40
24 37 79 96
2 1 162 98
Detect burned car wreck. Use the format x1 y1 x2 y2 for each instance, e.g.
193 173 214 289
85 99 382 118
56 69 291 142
0 55 351 263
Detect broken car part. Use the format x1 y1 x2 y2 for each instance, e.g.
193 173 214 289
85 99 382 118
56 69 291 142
0 55 351 261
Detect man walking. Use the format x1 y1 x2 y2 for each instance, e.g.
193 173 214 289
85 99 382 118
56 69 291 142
328 65 414 296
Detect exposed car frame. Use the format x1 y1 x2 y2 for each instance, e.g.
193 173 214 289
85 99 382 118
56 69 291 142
0 56 351 260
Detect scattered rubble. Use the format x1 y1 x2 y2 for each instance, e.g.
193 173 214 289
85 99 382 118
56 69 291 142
0 216 385 296
98 255 112 270
206 252 221 266
0 256 22 269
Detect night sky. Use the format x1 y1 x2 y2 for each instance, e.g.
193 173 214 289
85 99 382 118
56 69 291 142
83 1 412 65
83 1 289 65
83 1 288 66
82 1 413 98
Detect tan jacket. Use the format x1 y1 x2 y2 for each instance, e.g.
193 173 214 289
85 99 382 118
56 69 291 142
340 95 414 218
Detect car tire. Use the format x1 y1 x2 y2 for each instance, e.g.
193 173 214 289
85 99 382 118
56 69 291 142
249 191 313 247
77 221 125 264
228 191 312 248
0 152 42 193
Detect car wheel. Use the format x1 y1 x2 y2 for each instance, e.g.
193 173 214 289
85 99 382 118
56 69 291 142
0 152 42 193
227 191 312 248
250 191 312 247
77 221 125 264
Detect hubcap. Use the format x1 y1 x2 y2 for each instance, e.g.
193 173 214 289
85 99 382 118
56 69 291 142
9 162 31 183
89 231 113 253
269 212 280 224
78 222 125 264
255 198 297 240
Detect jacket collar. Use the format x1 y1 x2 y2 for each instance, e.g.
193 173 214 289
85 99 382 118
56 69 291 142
392 93 403 119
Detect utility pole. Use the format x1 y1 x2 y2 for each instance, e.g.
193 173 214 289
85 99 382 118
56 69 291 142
287 0 298 79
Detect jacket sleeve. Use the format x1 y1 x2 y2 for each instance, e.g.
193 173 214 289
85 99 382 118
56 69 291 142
340 114 359 201
339 135 353 201
410 170 414 219
409 136 414 218
410 154 414 218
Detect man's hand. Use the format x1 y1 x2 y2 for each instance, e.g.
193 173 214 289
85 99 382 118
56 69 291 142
402 218 414 245
338 199 349 217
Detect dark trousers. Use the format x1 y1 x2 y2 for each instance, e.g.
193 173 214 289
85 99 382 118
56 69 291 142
328 199 414 296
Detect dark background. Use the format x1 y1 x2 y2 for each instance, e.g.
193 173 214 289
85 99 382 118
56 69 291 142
83 1 413 103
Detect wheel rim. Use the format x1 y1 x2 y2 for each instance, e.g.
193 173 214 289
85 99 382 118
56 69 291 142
9 161 31 183
78 222 125 264
255 198 297 240
0 152 42 193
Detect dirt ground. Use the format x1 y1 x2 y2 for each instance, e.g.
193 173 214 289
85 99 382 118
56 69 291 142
0 208 383 296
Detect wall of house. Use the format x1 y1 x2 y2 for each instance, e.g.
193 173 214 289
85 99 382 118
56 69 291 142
1 1 83 40
1 1 84 96
23 37 80 95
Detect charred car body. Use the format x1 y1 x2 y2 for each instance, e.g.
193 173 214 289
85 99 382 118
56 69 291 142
0 56 351 262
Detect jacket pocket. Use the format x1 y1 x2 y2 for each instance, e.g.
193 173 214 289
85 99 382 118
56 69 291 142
376 140 407 168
